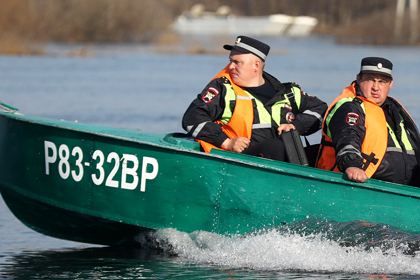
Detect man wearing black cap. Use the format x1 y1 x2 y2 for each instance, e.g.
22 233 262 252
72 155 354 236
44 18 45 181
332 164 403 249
316 57 420 186
182 35 327 161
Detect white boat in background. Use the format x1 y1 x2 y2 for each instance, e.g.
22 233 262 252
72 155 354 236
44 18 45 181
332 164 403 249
171 4 318 37
286 16 319 36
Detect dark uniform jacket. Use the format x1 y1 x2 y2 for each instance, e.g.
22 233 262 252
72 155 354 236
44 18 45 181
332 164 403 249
182 71 327 149
327 82 420 185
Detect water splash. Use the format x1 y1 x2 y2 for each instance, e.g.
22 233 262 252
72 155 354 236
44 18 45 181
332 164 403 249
276 218 420 254
152 219 420 276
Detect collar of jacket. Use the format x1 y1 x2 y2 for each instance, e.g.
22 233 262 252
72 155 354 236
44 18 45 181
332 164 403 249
262 71 285 94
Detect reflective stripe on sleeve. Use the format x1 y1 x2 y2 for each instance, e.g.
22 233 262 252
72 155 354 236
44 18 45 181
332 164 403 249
303 109 323 122
386 147 416 155
337 145 362 158
189 122 209 138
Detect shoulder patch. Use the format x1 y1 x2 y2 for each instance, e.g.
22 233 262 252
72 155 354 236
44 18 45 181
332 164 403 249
290 82 301 89
202 87 219 103
219 76 230 84
346 112 359 125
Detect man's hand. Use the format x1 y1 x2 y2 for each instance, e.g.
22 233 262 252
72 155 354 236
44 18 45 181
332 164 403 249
277 124 296 136
221 137 250 153
345 167 368 183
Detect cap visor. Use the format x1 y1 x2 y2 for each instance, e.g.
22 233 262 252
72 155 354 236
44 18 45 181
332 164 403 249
223 45 252 55
223 44 233 50
360 70 392 78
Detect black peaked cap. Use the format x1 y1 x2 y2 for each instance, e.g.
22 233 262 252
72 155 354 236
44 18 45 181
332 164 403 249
223 35 270 61
360 57 393 78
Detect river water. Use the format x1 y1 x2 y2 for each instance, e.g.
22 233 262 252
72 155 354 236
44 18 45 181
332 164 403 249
1 35 420 279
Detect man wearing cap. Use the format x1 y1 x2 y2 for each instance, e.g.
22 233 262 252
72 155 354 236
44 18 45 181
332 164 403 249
182 36 327 161
316 57 420 186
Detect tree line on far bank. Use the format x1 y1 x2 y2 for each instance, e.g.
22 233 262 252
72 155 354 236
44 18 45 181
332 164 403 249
0 0 416 54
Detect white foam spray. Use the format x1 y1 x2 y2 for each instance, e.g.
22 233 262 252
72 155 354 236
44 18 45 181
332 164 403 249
154 228 420 276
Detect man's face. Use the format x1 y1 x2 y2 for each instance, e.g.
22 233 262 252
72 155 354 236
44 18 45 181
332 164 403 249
228 50 258 87
357 73 393 106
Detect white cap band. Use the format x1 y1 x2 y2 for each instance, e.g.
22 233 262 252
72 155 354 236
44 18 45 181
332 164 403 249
361 65 392 76
235 42 267 61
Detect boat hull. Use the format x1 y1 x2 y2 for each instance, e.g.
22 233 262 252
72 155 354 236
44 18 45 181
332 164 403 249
1 111 420 245
0 184 146 245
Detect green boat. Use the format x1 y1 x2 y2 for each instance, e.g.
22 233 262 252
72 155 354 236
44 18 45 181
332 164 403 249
1 102 420 246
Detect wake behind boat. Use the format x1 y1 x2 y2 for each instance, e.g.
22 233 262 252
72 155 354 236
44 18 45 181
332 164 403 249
1 104 420 246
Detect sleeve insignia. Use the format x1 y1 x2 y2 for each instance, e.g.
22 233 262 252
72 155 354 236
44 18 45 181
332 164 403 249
346 112 359 125
202 87 219 103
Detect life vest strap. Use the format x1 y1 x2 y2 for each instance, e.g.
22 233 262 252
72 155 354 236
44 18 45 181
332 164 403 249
320 135 333 147
315 135 332 169
361 152 379 171
285 88 299 116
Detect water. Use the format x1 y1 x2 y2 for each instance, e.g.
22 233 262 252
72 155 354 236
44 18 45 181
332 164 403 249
1 36 420 279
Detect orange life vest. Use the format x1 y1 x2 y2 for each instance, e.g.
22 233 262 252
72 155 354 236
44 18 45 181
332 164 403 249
198 66 254 153
316 84 388 177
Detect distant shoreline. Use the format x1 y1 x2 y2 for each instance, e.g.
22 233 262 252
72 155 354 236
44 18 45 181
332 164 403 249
1 0 419 55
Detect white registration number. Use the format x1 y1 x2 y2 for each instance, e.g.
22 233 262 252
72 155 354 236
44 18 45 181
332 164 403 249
44 141 159 192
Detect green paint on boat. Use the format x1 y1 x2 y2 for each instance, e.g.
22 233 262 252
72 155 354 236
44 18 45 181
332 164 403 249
1 110 420 246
